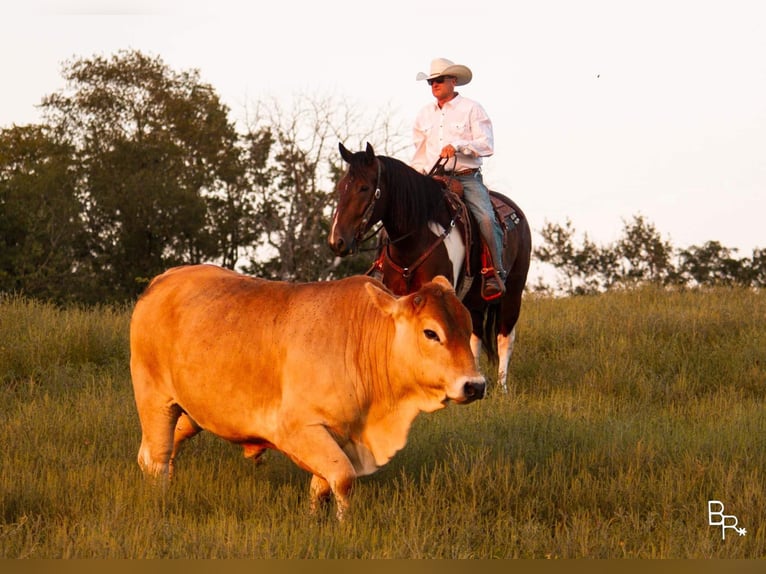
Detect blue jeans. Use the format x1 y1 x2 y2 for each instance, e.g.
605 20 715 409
457 171 505 275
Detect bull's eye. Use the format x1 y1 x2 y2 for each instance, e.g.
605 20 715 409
423 329 440 342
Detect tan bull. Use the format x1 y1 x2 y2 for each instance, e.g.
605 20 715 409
130 264 485 520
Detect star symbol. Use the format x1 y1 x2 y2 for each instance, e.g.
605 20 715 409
737 527 747 536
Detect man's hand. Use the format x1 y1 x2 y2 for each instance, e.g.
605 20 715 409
440 144 456 158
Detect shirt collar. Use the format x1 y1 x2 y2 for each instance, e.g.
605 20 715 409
433 92 462 111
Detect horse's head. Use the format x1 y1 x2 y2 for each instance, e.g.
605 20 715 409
329 142 383 256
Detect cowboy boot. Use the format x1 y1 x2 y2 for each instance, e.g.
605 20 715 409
480 241 507 300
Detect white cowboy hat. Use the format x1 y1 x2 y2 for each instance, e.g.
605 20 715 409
416 58 473 86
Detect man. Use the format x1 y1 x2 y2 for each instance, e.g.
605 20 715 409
412 58 506 299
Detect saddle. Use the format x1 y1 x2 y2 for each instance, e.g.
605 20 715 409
436 176 521 301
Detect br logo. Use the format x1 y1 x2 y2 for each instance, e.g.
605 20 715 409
708 500 747 539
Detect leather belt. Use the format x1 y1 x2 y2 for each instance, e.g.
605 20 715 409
450 168 479 176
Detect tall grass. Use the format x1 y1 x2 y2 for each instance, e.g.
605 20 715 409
1 287 764 558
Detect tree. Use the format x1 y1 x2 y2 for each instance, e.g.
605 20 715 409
536 215 680 294
0 125 84 302
241 94 407 282
614 214 677 286
747 248 766 287
678 241 748 287
534 214 761 295
40 49 257 302
535 219 606 294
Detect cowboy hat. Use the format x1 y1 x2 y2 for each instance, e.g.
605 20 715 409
416 58 473 86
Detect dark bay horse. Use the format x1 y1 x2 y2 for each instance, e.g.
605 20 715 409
329 142 531 393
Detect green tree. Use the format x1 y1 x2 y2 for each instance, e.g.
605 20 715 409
747 248 766 287
535 215 676 294
535 214 762 294
678 241 748 287
0 125 84 302
40 49 256 302
614 214 678 286
2 50 409 303
535 219 606 294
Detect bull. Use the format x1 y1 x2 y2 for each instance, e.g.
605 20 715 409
130 264 485 519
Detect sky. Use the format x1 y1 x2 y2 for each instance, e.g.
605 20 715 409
3 0 765 280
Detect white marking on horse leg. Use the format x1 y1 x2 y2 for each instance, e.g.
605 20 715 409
496 326 516 394
428 221 465 288
470 334 482 370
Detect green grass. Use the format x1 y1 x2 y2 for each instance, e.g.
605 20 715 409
1 287 764 558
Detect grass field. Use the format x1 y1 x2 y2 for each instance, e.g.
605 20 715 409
1 286 764 558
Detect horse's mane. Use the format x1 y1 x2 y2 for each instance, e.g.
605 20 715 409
377 156 446 232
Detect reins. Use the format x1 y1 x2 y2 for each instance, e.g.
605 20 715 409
427 156 458 177
382 217 457 290
364 155 462 290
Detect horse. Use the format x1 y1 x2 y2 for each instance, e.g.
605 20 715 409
329 142 532 393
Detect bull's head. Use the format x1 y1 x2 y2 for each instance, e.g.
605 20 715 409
366 275 485 408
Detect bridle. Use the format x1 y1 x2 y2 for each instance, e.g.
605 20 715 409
352 158 382 246
341 156 409 254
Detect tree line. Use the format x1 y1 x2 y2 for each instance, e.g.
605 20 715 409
534 215 766 296
0 50 401 305
1 49 761 305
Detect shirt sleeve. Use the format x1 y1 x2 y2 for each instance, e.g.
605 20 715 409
452 101 494 159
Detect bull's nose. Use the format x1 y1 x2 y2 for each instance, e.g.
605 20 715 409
463 379 486 402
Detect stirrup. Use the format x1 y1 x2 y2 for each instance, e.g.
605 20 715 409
480 267 506 301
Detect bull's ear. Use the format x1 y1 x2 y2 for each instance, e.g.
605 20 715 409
412 294 428 313
365 281 397 315
430 275 454 292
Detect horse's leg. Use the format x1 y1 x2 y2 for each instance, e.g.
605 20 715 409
497 272 526 394
496 326 516 394
470 333 483 370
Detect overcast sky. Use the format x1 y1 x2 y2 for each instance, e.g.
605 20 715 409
4 0 765 271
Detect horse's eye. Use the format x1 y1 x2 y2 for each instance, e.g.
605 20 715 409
359 185 370 194
423 329 440 342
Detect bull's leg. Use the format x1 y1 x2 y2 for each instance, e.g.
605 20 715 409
242 444 268 461
496 325 516 394
279 427 356 521
309 475 333 514
135 395 183 483
169 413 202 478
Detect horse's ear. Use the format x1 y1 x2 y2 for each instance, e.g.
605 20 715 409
364 142 375 165
339 142 354 164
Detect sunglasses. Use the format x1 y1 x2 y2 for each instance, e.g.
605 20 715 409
427 76 453 86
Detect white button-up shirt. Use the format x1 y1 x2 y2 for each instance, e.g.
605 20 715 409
411 93 494 174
